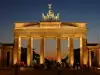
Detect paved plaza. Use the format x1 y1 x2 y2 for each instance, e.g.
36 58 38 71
0 67 100 75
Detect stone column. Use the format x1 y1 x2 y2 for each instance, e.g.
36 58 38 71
80 36 88 66
27 37 33 66
13 37 21 65
97 48 100 66
3 51 7 67
56 37 61 63
68 37 74 66
89 51 92 67
40 37 44 64
80 36 83 66
0 49 5 67
93 50 98 66
99 49 100 66
10 51 13 66
0 49 1 67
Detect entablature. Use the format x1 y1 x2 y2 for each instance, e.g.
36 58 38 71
14 27 87 34
14 22 87 29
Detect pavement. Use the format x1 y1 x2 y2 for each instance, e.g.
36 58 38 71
0 67 100 75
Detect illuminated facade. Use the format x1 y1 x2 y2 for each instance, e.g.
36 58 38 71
0 43 13 67
13 4 88 66
87 43 100 67
1 4 100 67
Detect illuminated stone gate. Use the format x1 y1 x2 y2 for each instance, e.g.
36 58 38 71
13 4 88 66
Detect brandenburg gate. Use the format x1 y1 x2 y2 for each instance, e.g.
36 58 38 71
13 4 88 66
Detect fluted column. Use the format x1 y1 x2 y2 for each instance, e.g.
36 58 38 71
0 49 1 67
0 49 5 67
80 36 83 66
68 37 74 66
80 36 88 66
40 37 44 64
56 37 61 63
89 51 92 67
27 37 33 66
10 51 13 66
13 37 21 65
83 37 88 65
93 50 97 65
3 51 7 67
97 49 100 66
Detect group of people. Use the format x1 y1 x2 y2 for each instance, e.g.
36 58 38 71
13 61 90 75
33 60 61 70
14 60 88 72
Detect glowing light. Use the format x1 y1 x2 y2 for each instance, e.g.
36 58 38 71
70 56 74 66
97 67 100 69
40 55 44 64
27 56 30 66
57 57 61 63
83 57 88 65
14 54 17 65
20 67 25 71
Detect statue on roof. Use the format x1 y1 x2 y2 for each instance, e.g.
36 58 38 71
42 4 60 21
48 4 52 10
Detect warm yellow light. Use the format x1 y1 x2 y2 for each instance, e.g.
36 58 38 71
14 54 17 65
14 59 17 65
83 58 87 65
89 52 91 67
57 57 61 63
40 55 44 64
80 37 82 47
70 56 74 66
27 56 30 66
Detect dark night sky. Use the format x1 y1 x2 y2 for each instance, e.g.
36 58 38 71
0 0 100 59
